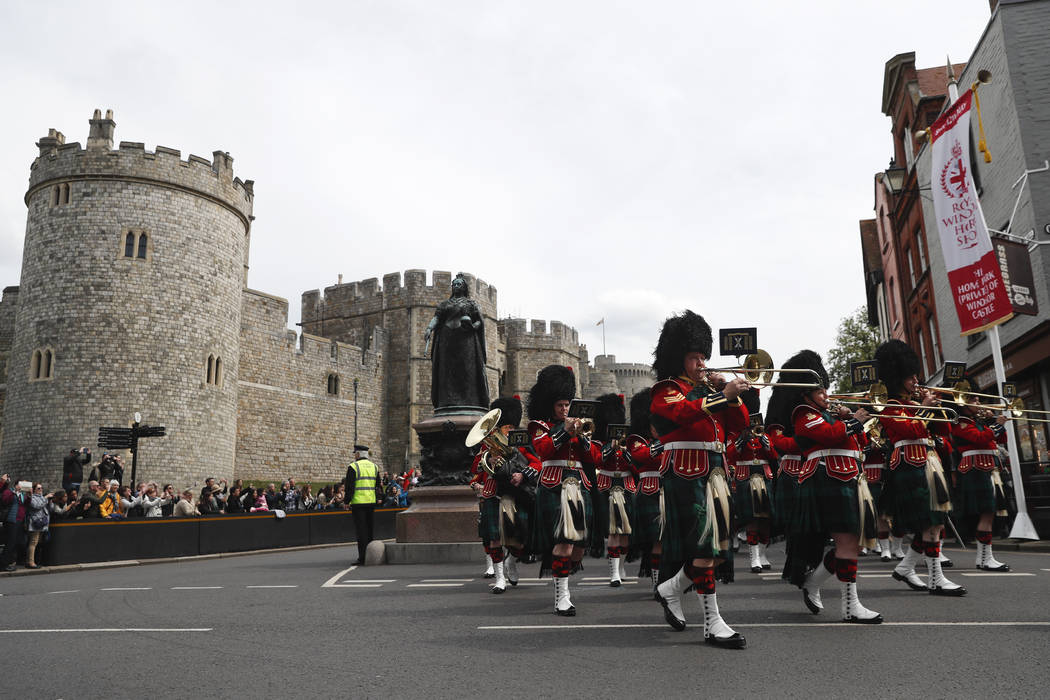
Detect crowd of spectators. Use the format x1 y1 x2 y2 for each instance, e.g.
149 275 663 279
0 448 422 571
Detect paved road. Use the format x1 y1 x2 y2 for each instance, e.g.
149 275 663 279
1 543 1047 699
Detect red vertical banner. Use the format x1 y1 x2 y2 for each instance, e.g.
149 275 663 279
929 90 1013 335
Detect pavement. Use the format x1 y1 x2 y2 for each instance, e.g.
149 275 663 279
1 541 1048 699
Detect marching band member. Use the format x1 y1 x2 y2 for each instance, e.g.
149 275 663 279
766 385 801 562
862 432 893 561
626 389 663 595
727 389 776 573
782 350 882 624
470 396 539 593
650 310 749 649
592 393 636 587
949 382 1010 571
527 365 602 616
875 340 965 596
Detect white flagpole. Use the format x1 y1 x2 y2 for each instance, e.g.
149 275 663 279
945 71 1038 539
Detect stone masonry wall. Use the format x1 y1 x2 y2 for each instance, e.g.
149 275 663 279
302 270 500 472
236 289 384 483
0 114 249 487
500 318 585 418
0 287 18 449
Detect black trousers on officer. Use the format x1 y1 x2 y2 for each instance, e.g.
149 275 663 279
351 504 376 564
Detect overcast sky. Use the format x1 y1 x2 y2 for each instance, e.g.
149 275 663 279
0 1 995 373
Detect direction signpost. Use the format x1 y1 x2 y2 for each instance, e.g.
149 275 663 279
97 420 167 486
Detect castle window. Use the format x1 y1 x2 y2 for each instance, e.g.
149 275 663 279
51 186 60 207
327 373 340 396
121 228 151 261
29 347 55 381
330 342 338 360
205 354 222 387
61 183 70 205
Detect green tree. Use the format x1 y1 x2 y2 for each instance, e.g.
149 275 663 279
827 307 880 394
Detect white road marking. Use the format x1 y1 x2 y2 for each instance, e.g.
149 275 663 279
516 582 550 586
334 584 384 588
322 565 357 588
1041 568 1050 572
171 586 224 590
421 578 474 583
47 590 80 595
0 628 213 633
101 587 151 591
478 621 1050 630
407 583 464 588
578 581 639 586
959 572 1035 577
859 574 891 578
246 585 298 589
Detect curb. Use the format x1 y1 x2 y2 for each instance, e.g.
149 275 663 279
0 540 368 578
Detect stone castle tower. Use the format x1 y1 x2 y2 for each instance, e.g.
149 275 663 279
0 110 254 482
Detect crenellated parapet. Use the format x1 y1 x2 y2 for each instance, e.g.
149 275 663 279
500 317 581 355
27 109 253 231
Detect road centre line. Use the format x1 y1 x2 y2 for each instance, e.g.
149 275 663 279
246 585 298 588
171 586 224 590
47 590 80 595
334 583 384 588
478 621 1050 630
101 587 151 591
0 628 213 633
407 583 464 588
579 581 638 586
421 578 474 583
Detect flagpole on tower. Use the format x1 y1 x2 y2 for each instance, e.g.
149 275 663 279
596 318 606 356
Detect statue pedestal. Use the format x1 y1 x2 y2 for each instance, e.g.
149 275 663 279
385 408 487 564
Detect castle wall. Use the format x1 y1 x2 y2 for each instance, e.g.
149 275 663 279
0 113 250 486
0 287 19 448
591 354 655 412
235 289 384 483
500 318 585 416
302 270 499 472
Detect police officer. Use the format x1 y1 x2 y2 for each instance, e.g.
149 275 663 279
345 445 379 565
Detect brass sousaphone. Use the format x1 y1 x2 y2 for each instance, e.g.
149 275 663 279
465 409 522 475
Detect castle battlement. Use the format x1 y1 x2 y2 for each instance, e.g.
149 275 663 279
302 269 498 320
27 110 253 227
500 317 580 349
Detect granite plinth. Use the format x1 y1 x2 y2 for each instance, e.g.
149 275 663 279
384 542 483 564
395 485 481 543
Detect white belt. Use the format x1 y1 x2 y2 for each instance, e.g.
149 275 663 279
961 450 998 458
542 460 582 469
597 470 629 477
638 471 661 479
736 460 768 466
779 454 801 462
662 440 724 453
808 449 862 460
894 439 933 448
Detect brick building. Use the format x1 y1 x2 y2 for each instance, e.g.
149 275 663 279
861 0 1050 528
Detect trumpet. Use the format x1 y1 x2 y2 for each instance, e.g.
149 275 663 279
703 348 824 388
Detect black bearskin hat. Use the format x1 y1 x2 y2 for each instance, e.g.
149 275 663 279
527 365 577 422
629 388 652 436
780 350 829 432
594 393 626 442
490 395 523 428
875 339 922 398
741 387 761 417
652 310 712 380
764 384 790 429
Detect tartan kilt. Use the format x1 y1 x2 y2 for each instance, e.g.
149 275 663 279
631 490 663 549
734 475 774 525
659 468 729 579
478 497 500 542
791 467 861 536
593 482 636 537
529 481 594 553
772 473 798 533
955 469 996 517
866 480 884 504
884 464 949 532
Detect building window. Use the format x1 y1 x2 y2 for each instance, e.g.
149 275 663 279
62 183 70 204
905 246 916 290
205 354 222 387
29 347 55 381
121 229 151 261
916 330 930 380
927 315 941 365
327 373 340 396
916 230 928 272
51 186 60 207
330 342 338 360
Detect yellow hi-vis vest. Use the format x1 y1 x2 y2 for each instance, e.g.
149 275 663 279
349 459 379 504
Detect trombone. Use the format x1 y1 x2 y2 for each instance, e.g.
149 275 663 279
703 348 825 388
925 383 1050 418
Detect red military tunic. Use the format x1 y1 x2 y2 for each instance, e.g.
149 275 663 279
878 399 950 470
626 435 662 495
727 436 776 482
470 443 540 498
767 426 801 479
649 376 749 478
529 420 601 489
792 405 866 483
951 417 1007 473
595 443 637 493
